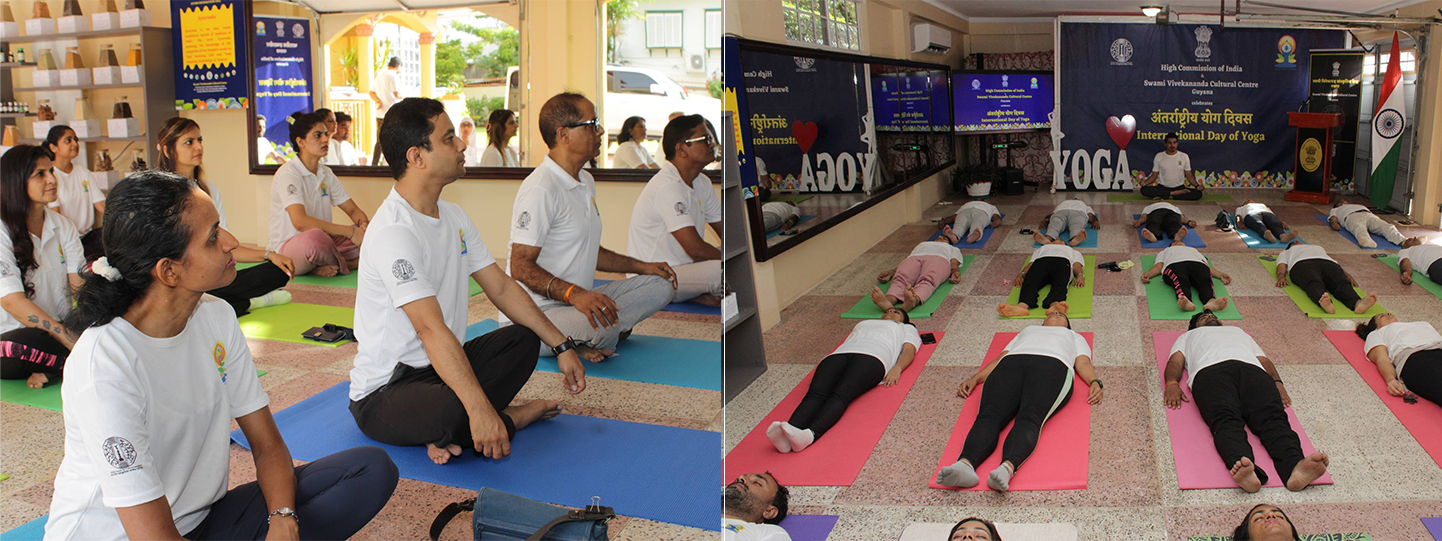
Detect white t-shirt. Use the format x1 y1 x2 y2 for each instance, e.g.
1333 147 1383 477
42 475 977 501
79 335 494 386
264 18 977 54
1032 244 1084 276
958 200 999 219
350 189 496 401
462 139 482 167
323 139 344 166
761 202 798 231
373 69 400 117
1171 326 1267 387
1399 245 1442 273
257 137 280 165
1055 200 1093 215
1152 151 1192 188
1276 244 1334 269
1364 322 1442 382
628 161 721 267
1235 203 1269 218
1157 245 1207 269
1330 204 1369 222
723 518 792 541
45 297 268 541
337 139 362 166
205 182 228 231
1143 202 1182 216
50 163 105 233
267 159 352 251
908 241 963 263
1002 326 1091 369
832 319 923 375
506 155 603 316
613 141 656 169
479 144 520 167
0 210 82 334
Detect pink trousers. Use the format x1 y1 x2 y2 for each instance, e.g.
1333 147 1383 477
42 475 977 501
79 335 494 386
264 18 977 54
886 255 952 302
278 228 360 276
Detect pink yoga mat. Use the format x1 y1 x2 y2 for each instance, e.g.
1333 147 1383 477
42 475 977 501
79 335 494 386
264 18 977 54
723 333 942 486
1153 331 1332 489
928 332 1093 491
1325 331 1442 471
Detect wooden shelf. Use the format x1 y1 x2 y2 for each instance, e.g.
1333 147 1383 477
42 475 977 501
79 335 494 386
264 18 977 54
18 135 146 144
12 81 143 93
0 26 148 45
0 62 38 69
0 112 37 118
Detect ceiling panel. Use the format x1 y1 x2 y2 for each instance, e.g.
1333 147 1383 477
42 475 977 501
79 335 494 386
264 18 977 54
929 0 1433 19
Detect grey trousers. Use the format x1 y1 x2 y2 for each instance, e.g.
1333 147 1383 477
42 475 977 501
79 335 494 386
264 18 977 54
1046 209 1089 239
673 260 723 302
539 274 675 355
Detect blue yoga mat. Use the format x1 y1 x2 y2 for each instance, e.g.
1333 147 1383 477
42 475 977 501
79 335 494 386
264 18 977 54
230 383 720 531
2 515 46 540
1232 215 1297 249
592 279 720 316
1134 214 1206 248
467 320 720 390
1034 226 1099 248
765 215 817 239
927 214 1005 249
1314 215 1402 249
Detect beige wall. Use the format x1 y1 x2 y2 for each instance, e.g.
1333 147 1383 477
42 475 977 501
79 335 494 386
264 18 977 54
963 20 1055 55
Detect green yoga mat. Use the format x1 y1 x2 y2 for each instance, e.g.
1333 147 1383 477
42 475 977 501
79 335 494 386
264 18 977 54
1105 192 1233 202
840 257 973 319
1379 255 1442 299
764 194 814 205
1002 255 1096 319
238 303 356 347
1257 256 1386 318
1 370 265 412
237 263 483 296
0 474 9 482
1141 255 1241 320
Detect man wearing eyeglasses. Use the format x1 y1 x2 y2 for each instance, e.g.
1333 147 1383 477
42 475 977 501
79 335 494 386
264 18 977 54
626 115 724 307
507 93 679 361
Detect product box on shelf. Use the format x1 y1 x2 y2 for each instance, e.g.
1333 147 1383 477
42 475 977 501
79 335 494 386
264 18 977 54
107 118 139 138
31 120 56 140
60 68 93 87
91 12 120 31
70 120 102 139
25 18 57 36
92 66 121 85
0 21 18 39
32 70 58 88
119 9 150 28
120 66 141 84
58 15 89 33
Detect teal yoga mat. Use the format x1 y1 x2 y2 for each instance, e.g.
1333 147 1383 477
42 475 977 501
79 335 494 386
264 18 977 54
466 320 720 390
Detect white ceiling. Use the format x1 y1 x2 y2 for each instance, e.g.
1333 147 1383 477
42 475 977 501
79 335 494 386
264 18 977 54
927 0 1435 20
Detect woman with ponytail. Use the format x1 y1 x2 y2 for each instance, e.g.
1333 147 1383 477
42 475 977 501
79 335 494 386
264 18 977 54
46 171 398 541
0 145 84 389
156 117 294 316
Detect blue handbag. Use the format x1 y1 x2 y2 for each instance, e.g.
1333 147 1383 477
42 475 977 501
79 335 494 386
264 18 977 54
428 488 613 541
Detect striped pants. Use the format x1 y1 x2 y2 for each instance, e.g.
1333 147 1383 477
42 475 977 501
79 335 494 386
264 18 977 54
0 327 70 380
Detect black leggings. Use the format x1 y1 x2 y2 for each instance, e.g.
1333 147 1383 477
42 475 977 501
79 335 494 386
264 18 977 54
1163 261 1216 305
1427 260 1442 285
1192 360 1303 486
1140 184 1203 201
1400 349 1442 407
1144 209 1184 239
0 327 70 379
208 262 291 317
1289 259 1360 310
349 325 540 448
1018 256 1072 310
1242 212 1286 238
958 354 1073 470
787 352 885 439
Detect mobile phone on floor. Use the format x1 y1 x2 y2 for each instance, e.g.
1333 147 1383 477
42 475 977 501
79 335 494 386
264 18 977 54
920 333 937 345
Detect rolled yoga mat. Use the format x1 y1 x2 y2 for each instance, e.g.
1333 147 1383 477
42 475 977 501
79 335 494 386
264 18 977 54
1105 191 1233 202
1325 331 1442 470
778 515 840 541
237 303 356 347
1379 254 1442 300
465 319 720 391
1313 215 1403 250
927 214 1005 249
1256 255 1386 319
1140 255 1242 321
1001 255 1096 319
231 382 720 531
592 279 721 316
929 332 1093 491
722 334 942 486
899 522 1078 541
237 262 484 296
1032 226 1099 248
1134 214 1206 248
1153 331 1332 489
840 256 973 319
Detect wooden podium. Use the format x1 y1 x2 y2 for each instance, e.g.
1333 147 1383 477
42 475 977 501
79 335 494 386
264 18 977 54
1285 112 1343 203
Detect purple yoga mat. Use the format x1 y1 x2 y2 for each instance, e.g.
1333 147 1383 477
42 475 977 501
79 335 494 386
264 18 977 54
779 515 840 541
1422 517 1442 541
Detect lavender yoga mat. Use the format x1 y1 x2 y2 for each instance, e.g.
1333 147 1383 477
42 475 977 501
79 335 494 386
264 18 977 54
779 515 840 541
1422 517 1442 540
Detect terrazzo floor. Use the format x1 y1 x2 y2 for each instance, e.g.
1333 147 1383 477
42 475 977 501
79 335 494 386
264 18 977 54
0 261 722 540
725 189 1442 540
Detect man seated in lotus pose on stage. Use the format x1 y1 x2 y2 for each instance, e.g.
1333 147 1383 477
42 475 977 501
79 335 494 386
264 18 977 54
1034 198 1100 247
1234 199 1297 244
722 473 791 541
1132 201 1198 244
937 200 1001 245
1139 132 1204 201
1327 199 1423 248
1163 311 1330 492
870 240 964 312
1140 239 1232 312
997 238 1085 317
1396 242 1442 286
1273 240 1378 314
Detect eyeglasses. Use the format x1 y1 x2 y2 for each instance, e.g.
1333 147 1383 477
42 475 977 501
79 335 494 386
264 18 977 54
683 134 717 147
564 119 603 134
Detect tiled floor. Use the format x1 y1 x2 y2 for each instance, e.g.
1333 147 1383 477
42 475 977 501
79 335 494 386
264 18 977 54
726 189 1442 540
0 272 721 540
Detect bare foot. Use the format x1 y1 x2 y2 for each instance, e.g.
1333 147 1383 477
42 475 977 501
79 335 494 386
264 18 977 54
941 225 960 244
998 303 1031 317
26 372 48 389
314 265 340 277
1318 292 1336 314
576 345 610 363
1230 457 1262 493
1285 451 1329 491
1279 230 1298 243
870 286 892 310
1048 301 1070 314
1141 229 1158 243
1262 230 1278 243
966 228 984 244
1177 295 1196 312
504 399 563 432
427 443 463 465
1152 196 1165 202
1202 297 1229 312
690 294 723 307
1177 226 1189 240
1353 293 1378 314
902 287 921 312
1068 231 1086 247
1032 231 1050 245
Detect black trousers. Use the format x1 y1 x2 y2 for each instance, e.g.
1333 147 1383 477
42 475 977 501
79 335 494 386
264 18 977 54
369 116 386 166
1400 350 1442 407
207 262 291 317
958 354 1073 470
0 327 70 379
787 352 885 438
80 228 104 262
1140 184 1204 201
1162 261 1216 305
1144 209 1184 239
1427 260 1442 285
1242 212 1286 238
1018 256 1072 309
1192 360 1303 486
1289 259 1360 310
349 325 540 448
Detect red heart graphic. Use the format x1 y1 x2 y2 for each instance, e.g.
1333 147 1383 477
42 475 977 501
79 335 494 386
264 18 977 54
1105 114 1137 150
791 121 818 154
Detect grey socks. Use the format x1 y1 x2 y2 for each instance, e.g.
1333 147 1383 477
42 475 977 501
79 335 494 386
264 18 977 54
936 459 979 488
987 463 1015 492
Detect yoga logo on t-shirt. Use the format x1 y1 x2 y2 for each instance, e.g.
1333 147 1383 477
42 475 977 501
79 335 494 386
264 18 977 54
674 202 687 216
320 182 330 198
82 179 91 193
459 228 468 255
101 436 138 471
213 342 228 383
516 211 531 230
286 184 298 196
0 261 12 278
392 259 416 284
57 243 66 266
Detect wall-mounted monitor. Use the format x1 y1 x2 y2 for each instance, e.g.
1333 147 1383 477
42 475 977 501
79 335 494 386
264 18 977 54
952 71 1053 133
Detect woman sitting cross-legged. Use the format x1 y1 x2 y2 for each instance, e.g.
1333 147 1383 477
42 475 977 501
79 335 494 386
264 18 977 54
766 308 920 453
870 240 964 312
268 111 370 277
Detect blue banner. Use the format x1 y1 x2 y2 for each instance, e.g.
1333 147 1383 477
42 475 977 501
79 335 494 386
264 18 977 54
171 0 248 110
253 16 314 162
1058 23 1344 190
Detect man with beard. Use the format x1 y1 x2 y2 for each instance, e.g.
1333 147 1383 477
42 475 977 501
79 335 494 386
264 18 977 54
723 473 791 541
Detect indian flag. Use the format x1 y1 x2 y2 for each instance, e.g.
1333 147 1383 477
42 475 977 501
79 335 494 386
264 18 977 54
1369 32 1406 209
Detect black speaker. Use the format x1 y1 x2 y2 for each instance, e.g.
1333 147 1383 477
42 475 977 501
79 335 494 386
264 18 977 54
1001 167 1024 195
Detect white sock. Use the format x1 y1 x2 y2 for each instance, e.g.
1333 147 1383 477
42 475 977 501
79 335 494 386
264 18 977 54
249 289 292 311
765 421 792 453
780 423 815 452
937 459 979 488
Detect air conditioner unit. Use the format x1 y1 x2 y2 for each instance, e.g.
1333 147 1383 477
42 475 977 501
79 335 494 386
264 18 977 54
912 23 952 55
687 53 706 73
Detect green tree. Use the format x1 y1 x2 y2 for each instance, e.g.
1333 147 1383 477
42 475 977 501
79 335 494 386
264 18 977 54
434 39 472 94
466 96 506 122
449 21 519 79
605 0 647 64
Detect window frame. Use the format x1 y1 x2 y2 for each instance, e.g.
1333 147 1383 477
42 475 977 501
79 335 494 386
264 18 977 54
782 0 861 52
644 10 685 50
705 8 722 50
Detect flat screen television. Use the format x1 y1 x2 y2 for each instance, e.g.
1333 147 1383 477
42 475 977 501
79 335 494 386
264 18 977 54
873 70 936 133
952 71 1054 133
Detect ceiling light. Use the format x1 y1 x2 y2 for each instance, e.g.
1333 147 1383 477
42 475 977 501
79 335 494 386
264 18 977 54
1141 5 1163 17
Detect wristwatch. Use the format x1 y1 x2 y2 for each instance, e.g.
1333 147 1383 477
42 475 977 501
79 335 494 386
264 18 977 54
552 337 579 356
268 507 297 524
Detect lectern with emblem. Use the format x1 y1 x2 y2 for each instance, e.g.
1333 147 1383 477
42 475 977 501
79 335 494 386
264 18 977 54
1285 111 1342 203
